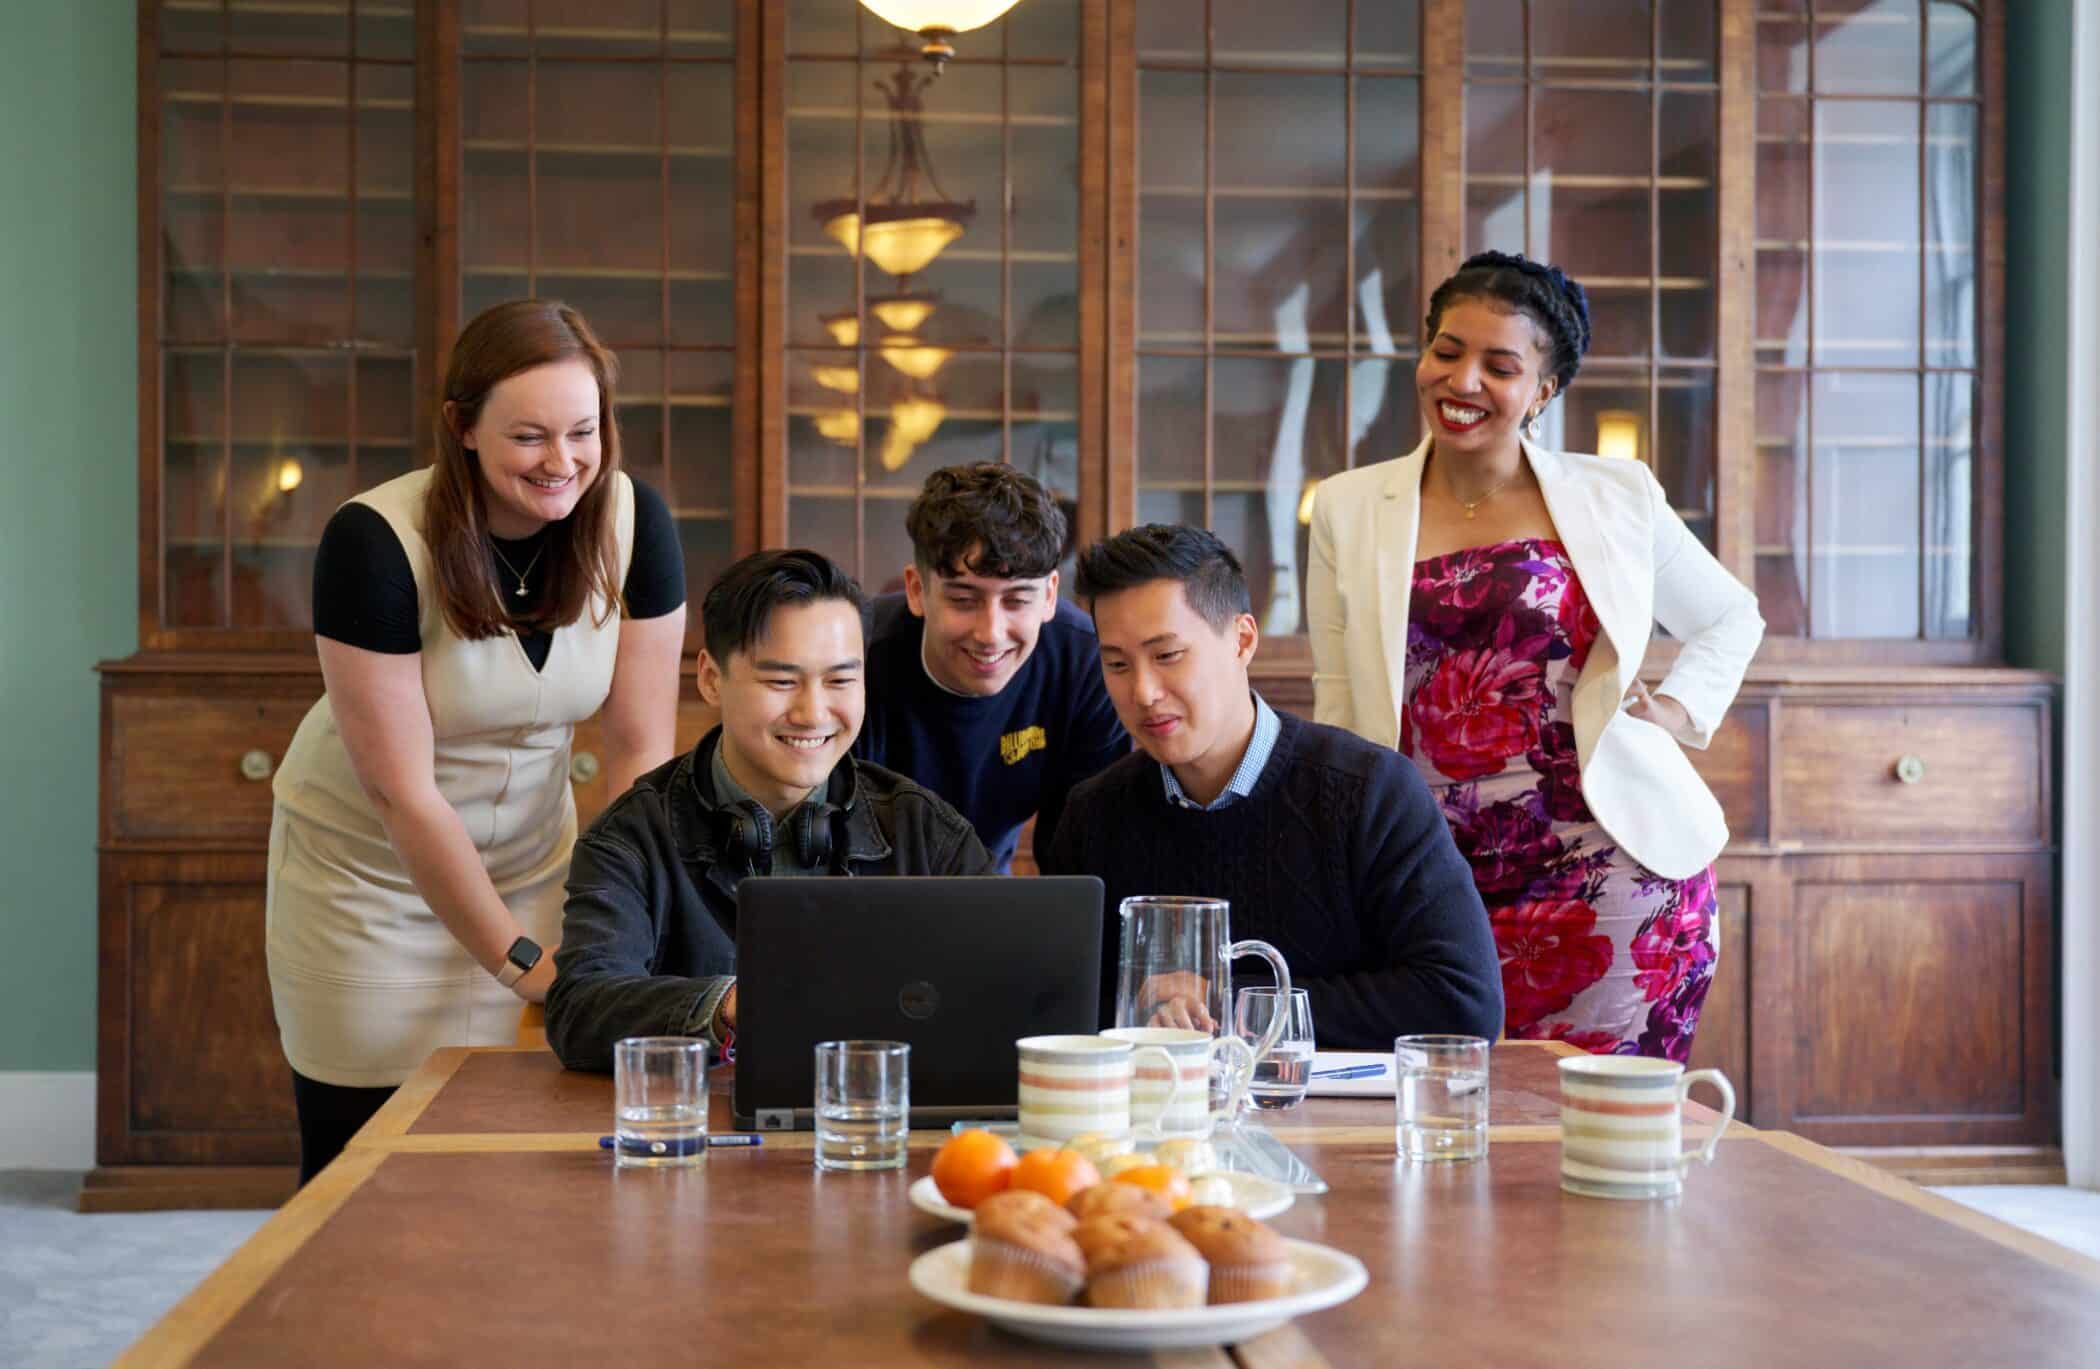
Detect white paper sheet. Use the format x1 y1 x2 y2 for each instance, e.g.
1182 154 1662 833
1305 1050 1395 1097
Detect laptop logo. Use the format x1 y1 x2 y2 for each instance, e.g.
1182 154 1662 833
898 980 941 1021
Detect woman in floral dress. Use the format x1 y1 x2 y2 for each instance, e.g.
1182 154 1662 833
1308 252 1764 1059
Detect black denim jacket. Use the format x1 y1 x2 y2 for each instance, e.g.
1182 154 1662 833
545 729 993 1072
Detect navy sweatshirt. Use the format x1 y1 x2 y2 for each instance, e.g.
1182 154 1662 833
855 592 1128 872
1041 710 1504 1049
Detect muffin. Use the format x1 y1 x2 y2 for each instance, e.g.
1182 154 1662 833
1152 1138 1219 1174
1075 1215 1209 1309
1067 1181 1174 1223
968 1191 1085 1304
1168 1206 1294 1304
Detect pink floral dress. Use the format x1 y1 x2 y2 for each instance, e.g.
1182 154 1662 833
1400 538 1717 1060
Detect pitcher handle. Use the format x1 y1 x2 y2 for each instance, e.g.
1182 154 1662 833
1132 1045 1194 1142
1677 1068 1736 1170
1228 940 1293 1067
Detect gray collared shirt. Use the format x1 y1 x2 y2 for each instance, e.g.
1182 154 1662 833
1160 692 1281 812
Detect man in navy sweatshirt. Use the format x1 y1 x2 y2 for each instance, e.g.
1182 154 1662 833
856 463 1127 872
1041 524 1503 1049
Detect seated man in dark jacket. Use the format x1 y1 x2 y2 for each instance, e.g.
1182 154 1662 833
547 550 993 1072
1041 525 1503 1049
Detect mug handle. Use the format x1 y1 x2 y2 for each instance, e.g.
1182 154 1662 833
1676 1068 1736 1170
1228 939 1293 1068
1132 1045 1194 1141
1208 1033 1258 1123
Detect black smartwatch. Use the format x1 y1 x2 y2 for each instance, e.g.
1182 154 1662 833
495 935 543 989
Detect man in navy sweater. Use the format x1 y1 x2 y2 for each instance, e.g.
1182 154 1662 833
1041 524 1503 1049
856 463 1127 872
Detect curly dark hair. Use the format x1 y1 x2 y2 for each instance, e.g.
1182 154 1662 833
1424 250 1593 398
1073 524 1250 631
905 462 1068 581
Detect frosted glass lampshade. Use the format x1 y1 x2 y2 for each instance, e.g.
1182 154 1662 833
877 335 951 379
815 410 862 445
860 215 965 278
811 365 861 394
1595 409 1642 462
822 312 861 347
870 294 937 334
890 394 946 445
858 2 1024 37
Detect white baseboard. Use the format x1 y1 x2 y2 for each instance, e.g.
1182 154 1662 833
0 1072 96 1169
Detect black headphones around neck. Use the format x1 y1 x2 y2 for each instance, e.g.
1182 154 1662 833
718 763 858 876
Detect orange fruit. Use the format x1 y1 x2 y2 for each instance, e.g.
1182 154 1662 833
1110 1163 1195 1212
1008 1147 1102 1206
930 1128 1017 1210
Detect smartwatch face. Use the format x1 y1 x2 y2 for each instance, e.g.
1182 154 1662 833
508 937 543 971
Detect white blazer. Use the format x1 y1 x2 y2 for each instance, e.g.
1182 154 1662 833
1307 436 1764 880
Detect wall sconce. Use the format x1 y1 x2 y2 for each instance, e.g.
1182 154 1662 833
1595 409 1643 463
276 458 304 493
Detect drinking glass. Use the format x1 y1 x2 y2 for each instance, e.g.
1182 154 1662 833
1234 988 1315 1111
1395 1034 1489 1162
814 1040 909 1171
613 1036 709 1167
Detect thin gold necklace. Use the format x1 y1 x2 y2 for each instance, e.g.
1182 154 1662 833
1447 469 1521 520
489 537 546 598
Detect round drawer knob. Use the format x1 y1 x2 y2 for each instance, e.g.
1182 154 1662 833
570 751 601 784
239 749 275 782
1893 754 1927 785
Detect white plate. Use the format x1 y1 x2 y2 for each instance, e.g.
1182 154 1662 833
908 1172 1293 1225
907 1236 1368 1350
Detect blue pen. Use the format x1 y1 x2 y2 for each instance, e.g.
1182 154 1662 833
599 1133 763 1156
1310 1063 1388 1081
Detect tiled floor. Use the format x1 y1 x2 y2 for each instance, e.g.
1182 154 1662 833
2 1171 2097 1367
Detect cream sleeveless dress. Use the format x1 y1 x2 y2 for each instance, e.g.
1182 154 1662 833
266 467 635 1088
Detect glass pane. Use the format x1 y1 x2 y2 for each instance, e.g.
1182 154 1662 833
165 349 229 628
1352 197 1420 355
462 61 529 301
1922 370 1974 640
788 496 859 578
1814 101 1919 368
1213 0 1348 67
164 59 225 340
1538 187 1649 356
787 0 857 55
669 63 737 348
462 0 529 57
1136 0 1199 61
1658 89 1717 359
1465 0 1525 78
1756 13 1808 93
356 0 414 61
1658 0 1717 85
1210 356 1347 633
1814 0 1921 96
1465 81 1524 178
231 351 351 628
532 0 663 58
229 61 351 344
1811 371 1920 638
1348 357 1421 466
536 65 665 342
668 350 735 603
356 65 415 348
787 61 858 346
229 0 349 57
1557 367 1646 463
163 0 225 53
1654 368 1718 549
1754 96 1811 367
1012 352 1081 571
1355 2 1421 69
355 354 417 487
1213 198 1349 350
1754 369 1810 637
1138 70 1205 346
1925 102 1976 370
667 0 735 56
1214 74 1346 191
1010 67 1080 347
1136 355 1206 498
1534 0 1649 79
997 0 1079 57
1927 1 1977 98
1535 88 1652 178
865 64 1000 326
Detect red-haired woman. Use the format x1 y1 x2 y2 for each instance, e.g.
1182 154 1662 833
266 301 688 1181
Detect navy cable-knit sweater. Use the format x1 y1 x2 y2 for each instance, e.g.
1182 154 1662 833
1041 711 1503 1049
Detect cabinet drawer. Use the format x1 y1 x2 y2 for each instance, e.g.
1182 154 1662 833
1776 703 2046 847
1685 703 1769 845
107 692 313 844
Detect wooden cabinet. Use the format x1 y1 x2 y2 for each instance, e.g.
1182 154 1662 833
104 0 2048 1205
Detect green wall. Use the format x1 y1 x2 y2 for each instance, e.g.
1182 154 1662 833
0 5 2075 1073
2004 3 2073 674
0 1 137 1071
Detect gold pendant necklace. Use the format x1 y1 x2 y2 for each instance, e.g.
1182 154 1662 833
489 539 546 598
1455 473 1518 520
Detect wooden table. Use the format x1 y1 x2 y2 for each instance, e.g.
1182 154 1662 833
116 1044 2100 1367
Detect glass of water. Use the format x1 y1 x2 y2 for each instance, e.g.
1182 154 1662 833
1395 1034 1489 1162
814 1040 910 1171
1234 987 1314 1111
613 1036 709 1168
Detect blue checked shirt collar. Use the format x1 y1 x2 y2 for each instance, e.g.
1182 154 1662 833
1161 692 1279 812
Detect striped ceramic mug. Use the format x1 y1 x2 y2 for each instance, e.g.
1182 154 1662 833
1557 1055 1737 1200
1016 1035 1184 1145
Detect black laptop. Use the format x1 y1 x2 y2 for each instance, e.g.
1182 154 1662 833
730 875 1104 1131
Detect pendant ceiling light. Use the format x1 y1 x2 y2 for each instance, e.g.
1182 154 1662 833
858 0 1025 65
810 364 861 395
815 410 862 446
822 311 861 348
878 336 951 380
815 61 974 280
869 292 938 335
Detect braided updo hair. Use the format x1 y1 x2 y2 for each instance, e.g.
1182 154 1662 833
1424 251 1593 400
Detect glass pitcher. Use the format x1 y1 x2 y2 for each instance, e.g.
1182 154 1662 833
1113 896 1293 1121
